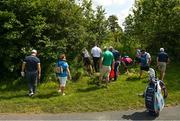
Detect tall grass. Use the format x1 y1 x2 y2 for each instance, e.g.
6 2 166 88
0 63 179 113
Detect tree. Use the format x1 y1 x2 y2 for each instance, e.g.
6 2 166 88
124 0 180 59
107 15 123 42
0 0 111 81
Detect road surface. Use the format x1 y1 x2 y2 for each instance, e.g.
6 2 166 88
0 106 179 120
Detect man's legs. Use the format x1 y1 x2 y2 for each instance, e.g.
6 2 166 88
99 66 111 86
26 72 33 95
159 62 166 80
139 66 143 79
93 57 97 72
27 72 38 96
32 72 38 94
93 57 100 72
114 61 120 81
139 66 149 78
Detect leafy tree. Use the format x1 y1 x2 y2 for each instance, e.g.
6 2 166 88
124 0 180 59
107 15 123 42
0 0 111 81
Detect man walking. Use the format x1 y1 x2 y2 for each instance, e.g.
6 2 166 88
157 48 169 80
99 46 114 86
139 49 151 78
21 49 41 96
109 46 121 81
91 44 102 72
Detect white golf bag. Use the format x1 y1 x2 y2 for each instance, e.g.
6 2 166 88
145 68 167 116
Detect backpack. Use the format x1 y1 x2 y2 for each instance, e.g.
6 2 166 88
54 61 64 74
141 54 148 66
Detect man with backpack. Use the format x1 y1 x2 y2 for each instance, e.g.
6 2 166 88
157 48 169 80
139 49 151 78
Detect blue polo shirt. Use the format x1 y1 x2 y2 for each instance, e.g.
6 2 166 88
24 55 40 72
157 52 169 62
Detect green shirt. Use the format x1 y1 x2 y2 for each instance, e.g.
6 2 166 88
102 50 114 66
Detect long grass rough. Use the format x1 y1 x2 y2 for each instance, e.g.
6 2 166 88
0 63 179 113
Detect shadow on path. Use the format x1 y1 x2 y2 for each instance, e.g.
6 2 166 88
122 110 157 120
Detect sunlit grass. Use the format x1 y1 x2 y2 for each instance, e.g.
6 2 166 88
0 63 179 113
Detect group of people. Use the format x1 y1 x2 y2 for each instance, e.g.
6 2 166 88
82 45 170 85
135 48 169 81
82 44 126 86
21 46 169 97
21 49 71 96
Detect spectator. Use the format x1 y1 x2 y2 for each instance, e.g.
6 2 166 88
55 54 71 96
21 49 41 97
135 48 141 64
139 49 151 78
109 46 121 81
91 44 102 72
121 56 133 74
99 46 114 86
82 48 93 75
157 48 170 80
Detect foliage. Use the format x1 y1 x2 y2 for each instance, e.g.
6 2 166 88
0 0 111 81
124 0 180 59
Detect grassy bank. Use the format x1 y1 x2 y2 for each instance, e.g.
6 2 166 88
0 63 179 113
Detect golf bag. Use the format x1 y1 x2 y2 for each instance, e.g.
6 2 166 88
144 68 167 116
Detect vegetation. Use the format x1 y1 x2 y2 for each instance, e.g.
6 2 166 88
124 0 180 58
0 0 179 113
0 63 179 113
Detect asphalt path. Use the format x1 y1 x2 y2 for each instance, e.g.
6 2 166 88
0 106 179 120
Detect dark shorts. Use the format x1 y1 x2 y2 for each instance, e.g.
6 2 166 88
135 57 141 63
83 57 91 66
140 66 149 71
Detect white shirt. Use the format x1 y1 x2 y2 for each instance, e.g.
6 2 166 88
91 46 102 57
145 52 151 63
82 49 90 58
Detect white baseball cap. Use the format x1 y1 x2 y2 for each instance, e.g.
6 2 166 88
31 49 37 53
160 48 164 52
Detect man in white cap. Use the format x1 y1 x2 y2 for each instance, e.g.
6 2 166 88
21 49 41 96
157 48 169 80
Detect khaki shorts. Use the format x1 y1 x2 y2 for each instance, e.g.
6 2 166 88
100 65 111 79
58 77 67 87
158 62 167 72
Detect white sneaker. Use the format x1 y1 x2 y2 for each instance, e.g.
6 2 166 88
62 93 66 96
29 92 34 97
58 90 61 93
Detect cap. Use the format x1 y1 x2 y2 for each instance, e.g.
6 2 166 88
103 46 107 50
160 48 164 52
31 49 37 53
109 46 113 49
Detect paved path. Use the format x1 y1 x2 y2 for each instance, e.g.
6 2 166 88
0 106 179 120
